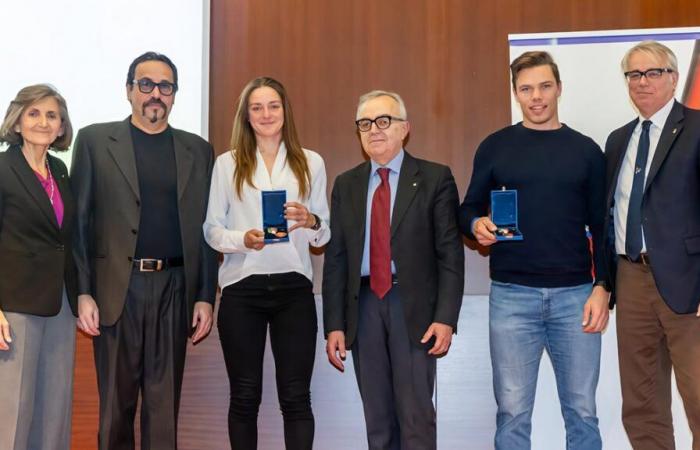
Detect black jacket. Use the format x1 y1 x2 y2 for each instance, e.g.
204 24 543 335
604 101 700 313
70 118 218 327
323 151 464 347
0 145 77 316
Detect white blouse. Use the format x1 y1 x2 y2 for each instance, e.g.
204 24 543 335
203 143 331 289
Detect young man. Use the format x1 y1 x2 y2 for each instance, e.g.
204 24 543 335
460 51 609 450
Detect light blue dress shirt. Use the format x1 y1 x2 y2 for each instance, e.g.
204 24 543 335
360 149 404 276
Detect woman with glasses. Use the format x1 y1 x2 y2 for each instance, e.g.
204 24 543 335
204 77 330 450
0 84 77 450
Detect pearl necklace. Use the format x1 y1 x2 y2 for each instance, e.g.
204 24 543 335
45 158 55 205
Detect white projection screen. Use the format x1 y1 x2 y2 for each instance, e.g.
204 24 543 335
508 27 700 449
0 0 210 167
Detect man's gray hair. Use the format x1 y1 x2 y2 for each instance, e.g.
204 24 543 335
621 40 678 74
356 90 408 120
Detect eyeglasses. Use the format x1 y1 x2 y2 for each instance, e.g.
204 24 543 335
355 115 405 132
624 68 674 83
132 78 178 96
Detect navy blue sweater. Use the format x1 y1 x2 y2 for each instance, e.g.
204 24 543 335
459 123 607 288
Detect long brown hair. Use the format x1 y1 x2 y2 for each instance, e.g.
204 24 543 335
230 77 310 199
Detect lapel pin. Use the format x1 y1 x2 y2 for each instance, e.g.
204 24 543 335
672 128 677 134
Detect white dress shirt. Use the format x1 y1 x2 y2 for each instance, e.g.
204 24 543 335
614 97 675 255
203 143 331 289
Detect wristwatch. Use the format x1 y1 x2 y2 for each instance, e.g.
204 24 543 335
310 213 322 231
593 280 611 292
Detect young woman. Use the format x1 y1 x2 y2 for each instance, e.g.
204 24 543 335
204 77 330 450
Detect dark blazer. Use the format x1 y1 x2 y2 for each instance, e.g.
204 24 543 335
0 145 77 316
604 101 700 314
70 118 218 327
323 151 465 347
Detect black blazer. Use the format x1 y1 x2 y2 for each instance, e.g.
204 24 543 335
70 118 218 327
604 101 700 313
323 151 465 347
0 145 78 316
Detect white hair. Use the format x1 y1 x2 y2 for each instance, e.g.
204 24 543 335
356 90 407 120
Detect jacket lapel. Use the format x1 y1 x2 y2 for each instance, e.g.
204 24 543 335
49 156 70 202
350 162 371 235
7 146 59 230
106 118 140 200
173 131 193 201
49 156 72 231
644 101 684 192
391 152 420 236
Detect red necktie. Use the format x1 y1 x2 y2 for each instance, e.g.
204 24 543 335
370 168 392 299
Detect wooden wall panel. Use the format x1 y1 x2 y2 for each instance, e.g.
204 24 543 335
71 2 700 449
208 0 700 296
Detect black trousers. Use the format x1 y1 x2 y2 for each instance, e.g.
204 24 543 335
94 267 188 450
219 272 317 450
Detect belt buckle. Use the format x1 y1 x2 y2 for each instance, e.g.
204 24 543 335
139 258 162 272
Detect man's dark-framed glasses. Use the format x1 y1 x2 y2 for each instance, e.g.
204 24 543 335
355 115 405 132
624 68 674 83
133 78 178 96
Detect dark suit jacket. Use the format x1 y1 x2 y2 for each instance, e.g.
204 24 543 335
322 151 464 347
605 101 700 313
0 145 77 316
71 118 218 327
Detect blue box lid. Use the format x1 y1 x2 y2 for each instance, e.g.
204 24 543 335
491 189 518 227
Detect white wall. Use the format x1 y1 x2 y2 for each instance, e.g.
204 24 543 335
509 28 698 148
507 27 699 449
0 0 210 167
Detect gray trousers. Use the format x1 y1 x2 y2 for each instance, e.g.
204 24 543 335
352 284 437 450
0 291 76 450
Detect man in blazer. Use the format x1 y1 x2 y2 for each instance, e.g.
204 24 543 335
71 52 217 450
605 40 700 450
323 90 464 450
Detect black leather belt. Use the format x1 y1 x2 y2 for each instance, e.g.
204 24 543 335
360 275 398 286
133 257 184 272
619 253 651 266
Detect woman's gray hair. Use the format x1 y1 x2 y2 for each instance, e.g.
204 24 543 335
0 84 73 151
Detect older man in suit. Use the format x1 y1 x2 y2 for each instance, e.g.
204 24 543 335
71 52 217 450
323 90 464 450
605 40 700 450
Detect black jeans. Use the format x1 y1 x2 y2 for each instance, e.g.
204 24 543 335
218 272 317 450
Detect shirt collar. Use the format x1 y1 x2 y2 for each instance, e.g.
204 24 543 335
370 148 404 176
255 141 287 163
638 97 675 131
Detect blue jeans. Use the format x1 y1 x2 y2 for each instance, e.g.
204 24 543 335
489 281 602 450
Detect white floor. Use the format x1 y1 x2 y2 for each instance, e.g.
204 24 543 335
240 295 692 449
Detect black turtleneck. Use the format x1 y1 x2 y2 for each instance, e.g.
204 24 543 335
130 122 182 258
